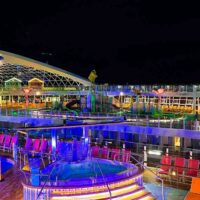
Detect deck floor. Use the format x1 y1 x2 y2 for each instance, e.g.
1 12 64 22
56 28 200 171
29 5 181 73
0 166 23 200
143 167 188 200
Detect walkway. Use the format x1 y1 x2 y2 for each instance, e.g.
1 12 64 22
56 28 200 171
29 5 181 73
143 168 188 200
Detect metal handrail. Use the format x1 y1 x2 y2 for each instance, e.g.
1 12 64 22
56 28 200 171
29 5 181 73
98 138 200 160
130 154 164 200
36 159 64 200
112 151 164 200
94 157 112 200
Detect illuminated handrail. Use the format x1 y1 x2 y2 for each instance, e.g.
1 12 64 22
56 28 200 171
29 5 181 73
113 151 164 200
36 159 65 200
89 146 112 199
94 157 112 200
131 153 164 200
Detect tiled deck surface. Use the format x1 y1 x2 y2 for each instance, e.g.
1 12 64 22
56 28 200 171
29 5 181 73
143 167 189 200
144 182 188 200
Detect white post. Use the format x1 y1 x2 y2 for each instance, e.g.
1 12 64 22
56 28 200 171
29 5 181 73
123 143 125 149
24 154 26 166
189 151 193 160
166 148 169 156
144 146 147 166
105 141 108 147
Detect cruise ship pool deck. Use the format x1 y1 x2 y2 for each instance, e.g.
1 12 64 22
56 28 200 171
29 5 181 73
0 113 200 200
0 162 188 200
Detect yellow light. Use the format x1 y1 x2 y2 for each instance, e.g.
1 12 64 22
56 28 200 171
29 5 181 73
36 91 41 96
22 164 30 171
172 171 176 176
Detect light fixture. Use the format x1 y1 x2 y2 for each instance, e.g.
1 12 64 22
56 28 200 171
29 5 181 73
36 91 41 96
172 171 176 176
148 150 162 156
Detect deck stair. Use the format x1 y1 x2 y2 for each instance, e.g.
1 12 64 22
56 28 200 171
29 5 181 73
50 178 155 200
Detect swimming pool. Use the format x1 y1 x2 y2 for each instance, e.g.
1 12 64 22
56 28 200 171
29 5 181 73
40 158 138 186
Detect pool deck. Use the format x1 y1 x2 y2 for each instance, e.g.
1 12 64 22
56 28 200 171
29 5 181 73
0 156 189 200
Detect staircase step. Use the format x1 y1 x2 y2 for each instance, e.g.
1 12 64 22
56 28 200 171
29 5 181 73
50 179 156 200
105 186 146 200
51 182 140 200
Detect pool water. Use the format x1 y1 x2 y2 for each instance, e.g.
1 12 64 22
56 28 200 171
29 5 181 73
41 159 127 181
0 157 13 174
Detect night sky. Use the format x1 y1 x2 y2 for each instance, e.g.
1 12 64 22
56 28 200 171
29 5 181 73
0 1 200 84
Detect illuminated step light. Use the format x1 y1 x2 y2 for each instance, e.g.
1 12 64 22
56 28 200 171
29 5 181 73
148 150 162 156
171 170 176 176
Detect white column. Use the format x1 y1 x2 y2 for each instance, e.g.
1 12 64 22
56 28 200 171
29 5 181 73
189 151 193 159
144 146 147 166
166 148 169 156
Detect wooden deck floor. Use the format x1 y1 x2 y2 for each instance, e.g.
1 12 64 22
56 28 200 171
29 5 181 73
0 166 23 200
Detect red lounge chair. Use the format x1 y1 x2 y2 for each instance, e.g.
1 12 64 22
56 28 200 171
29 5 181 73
39 139 48 153
158 155 172 175
24 138 33 151
32 139 40 152
5 135 18 150
122 150 131 162
0 134 5 146
186 159 199 177
174 157 185 175
100 147 109 159
3 135 11 148
10 135 18 147
91 145 100 158
48 141 52 154
111 148 120 161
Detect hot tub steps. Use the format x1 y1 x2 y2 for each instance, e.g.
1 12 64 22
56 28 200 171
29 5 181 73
49 182 155 200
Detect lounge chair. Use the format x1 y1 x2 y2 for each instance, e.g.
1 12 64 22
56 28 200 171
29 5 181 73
32 138 40 152
186 159 199 177
24 138 33 151
10 135 18 147
3 135 11 150
39 139 48 153
111 148 120 161
122 149 131 162
174 157 185 175
157 155 172 175
100 146 109 159
0 134 5 146
91 145 100 158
